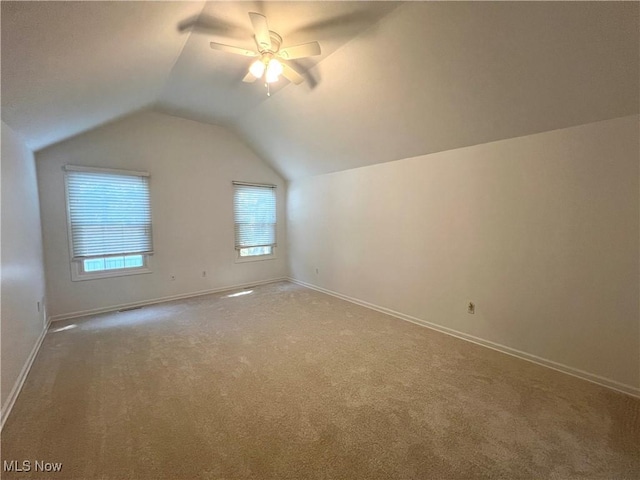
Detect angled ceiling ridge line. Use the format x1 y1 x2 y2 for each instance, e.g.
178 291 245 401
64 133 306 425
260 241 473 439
33 106 156 155
289 113 640 184
235 2 405 124
316 1 406 62
299 1 405 85
227 122 289 181
0 117 32 151
154 0 209 103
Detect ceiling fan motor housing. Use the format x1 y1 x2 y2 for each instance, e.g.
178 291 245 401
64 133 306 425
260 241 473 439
264 32 282 53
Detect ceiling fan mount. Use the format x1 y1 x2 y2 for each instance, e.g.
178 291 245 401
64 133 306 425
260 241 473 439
208 12 321 93
260 31 282 54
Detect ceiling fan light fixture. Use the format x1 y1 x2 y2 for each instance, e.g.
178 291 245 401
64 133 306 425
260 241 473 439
265 58 283 83
249 59 266 78
209 12 319 90
267 58 283 76
265 70 279 83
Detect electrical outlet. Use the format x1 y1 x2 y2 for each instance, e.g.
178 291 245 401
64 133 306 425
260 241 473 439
468 302 475 314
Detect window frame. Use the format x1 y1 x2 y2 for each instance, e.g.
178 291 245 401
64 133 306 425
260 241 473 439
64 165 154 281
235 245 276 263
232 181 277 263
70 254 152 281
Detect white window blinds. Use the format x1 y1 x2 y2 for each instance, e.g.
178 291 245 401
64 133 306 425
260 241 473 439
233 182 276 250
65 166 153 260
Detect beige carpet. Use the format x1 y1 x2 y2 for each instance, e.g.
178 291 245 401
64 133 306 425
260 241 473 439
1 281 638 479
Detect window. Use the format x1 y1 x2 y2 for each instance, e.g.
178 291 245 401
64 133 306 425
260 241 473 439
233 182 276 260
64 165 153 280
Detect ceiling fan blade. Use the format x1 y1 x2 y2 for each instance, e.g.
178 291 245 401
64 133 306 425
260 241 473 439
242 71 258 83
290 59 319 89
249 12 271 51
281 63 305 85
278 42 321 60
289 11 385 39
209 42 258 57
178 14 251 39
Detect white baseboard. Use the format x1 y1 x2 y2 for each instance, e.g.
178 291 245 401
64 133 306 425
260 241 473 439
49 277 288 322
288 277 640 399
1 317 51 430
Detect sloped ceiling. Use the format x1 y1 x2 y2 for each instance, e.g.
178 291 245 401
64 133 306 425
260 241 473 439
2 1 638 180
1 0 398 152
157 1 400 125
1 1 205 150
236 1 639 179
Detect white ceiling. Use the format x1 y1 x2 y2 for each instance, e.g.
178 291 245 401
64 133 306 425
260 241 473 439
236 1 639 179
1 1 204 150
2 1 638 180
157 1 400 124
1 0 398 152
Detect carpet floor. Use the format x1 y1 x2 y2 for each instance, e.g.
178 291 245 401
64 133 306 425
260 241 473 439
1 281 638 479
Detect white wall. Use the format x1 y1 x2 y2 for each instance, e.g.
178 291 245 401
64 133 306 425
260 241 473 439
1 121 47 416
288 115 640 392
36 111 287 318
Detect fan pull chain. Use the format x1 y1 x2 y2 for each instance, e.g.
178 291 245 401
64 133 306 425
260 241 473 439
265 82 271 97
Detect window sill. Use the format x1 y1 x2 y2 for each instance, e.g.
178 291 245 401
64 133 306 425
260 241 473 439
71 266 152 282
234 254 277 264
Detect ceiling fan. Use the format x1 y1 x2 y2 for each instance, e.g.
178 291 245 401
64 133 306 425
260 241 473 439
209 12 321 95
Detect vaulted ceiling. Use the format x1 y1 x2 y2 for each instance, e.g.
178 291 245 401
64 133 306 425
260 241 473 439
2 1 638 180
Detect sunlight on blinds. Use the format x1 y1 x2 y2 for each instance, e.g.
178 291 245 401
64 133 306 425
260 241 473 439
233 182 276 250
